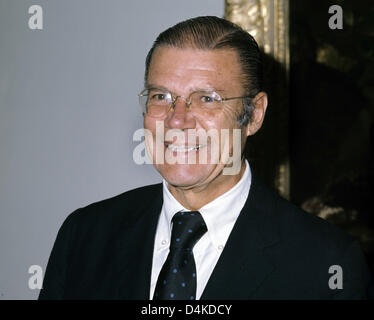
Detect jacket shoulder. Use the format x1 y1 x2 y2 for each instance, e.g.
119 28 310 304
251 175 355 255
62 183 162 231
252 175 352 246
275 194 354 250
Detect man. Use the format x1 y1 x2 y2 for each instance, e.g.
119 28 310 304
39 16 373 300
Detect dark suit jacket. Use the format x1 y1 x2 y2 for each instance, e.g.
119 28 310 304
39 176 373 299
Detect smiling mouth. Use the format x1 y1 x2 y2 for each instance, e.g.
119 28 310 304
165 143 206 152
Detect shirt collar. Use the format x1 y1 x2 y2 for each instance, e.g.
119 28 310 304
162 160 252 249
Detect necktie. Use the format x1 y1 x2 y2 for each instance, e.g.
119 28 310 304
153 211 207 300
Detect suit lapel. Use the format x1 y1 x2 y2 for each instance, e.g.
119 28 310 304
114 184 163 300
201 176 281 299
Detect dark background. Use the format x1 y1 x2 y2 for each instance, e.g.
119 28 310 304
290 0 374 274
246 0 374 275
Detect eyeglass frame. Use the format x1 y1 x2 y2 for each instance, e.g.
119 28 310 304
138 87 255 116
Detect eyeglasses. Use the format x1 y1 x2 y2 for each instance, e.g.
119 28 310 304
138 87 253 117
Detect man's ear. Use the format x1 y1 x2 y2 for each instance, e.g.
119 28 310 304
246 91 268 136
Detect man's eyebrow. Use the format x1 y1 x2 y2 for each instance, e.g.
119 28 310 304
145 83 169 91
189 86 225 93
145 83 225 93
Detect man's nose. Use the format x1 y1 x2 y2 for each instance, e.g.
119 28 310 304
172 96 190 113
166 97 195 129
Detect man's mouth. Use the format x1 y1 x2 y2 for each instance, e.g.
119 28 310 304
165 143 206 153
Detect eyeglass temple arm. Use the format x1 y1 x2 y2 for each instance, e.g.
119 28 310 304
222 95 254 102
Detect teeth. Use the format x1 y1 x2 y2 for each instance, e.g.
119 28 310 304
166 144 204 152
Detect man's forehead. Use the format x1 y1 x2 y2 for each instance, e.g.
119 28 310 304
147 46 244 90
149 46 240 70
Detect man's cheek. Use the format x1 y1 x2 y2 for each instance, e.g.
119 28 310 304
144 123 165 165
218 128 242 175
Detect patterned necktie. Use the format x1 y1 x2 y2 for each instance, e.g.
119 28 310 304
153 211 207 300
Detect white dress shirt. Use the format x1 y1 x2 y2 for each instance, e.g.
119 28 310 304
150 160 252 300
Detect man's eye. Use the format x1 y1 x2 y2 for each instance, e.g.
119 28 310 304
150 94 167 101
201 96 215 103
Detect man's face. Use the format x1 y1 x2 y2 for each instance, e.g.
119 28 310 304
144 47 249 190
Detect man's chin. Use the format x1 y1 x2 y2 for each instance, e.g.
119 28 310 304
156 164 211 188
162 174 204 189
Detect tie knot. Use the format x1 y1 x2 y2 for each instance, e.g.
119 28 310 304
170 211 207 251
